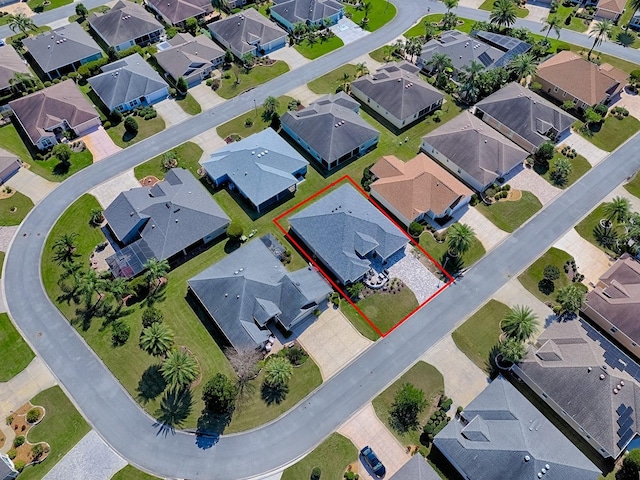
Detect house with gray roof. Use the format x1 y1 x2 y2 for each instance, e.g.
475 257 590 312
434 376 601 480
474 82 575 154
0 452 18 480
511 317 640 459
351 61 444 131
269 0 343 31
0 148 21 185
9 80 101 150
0 45 30 94
207 8 287 58
389 454 439 480
23 23 103 80
200 128 308 213
188 237 331 350
89 0 164 53
281 92 380 170
145 0 213 26
155 33 224 87
288 183 408 285
88 53 168 112
421 110 527 192
104 168 229 278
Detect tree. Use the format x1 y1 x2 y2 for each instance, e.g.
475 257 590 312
442 11 458 30
556 284 586 314
458 61 484 103
617 449 640 480
226 221 244 240
262 96 280 119
424 20 437 41
583 107 603 131
427 52 453 77
534 141 555 164
361 1 372 24
107 277 129 307
355 62 369 78
142 306 164 327
89 208 104 226
176 76 188 94
7 13 37 36
550 157 572 186
185 17 198 35
443 0 459 11
112 320 131 346
588 19 613 60
264 356 293 388
490 0 517 30
543 265 560 281
52 143 72 165
211 0 224 13
292 22 308 44
498 337 526 364
389 383 427 432
541 14 561 39
501 305 539 342
52 233 79 264
140 322 174 356
508 53 537 83
447 223 476 257
75 3 88 18
346 281 364 299
225 347 261 399
161 349 199 388
241 52 255 71
143 257 170 293
9 72 39 95
603 196 631 226
124 116 138 135
202 373 238 413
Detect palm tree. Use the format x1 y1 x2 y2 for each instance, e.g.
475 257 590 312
161 349 199 388
262 96 279 117
292 22 308 44
424 20 436 41
626 0 640 31
501 305 539 342
541 14 561 39
264 356 293 387
447 223 476 257
603 196 631 227
490 0 517 30
7 13 37 36
107 277 130 307
508 53 537 83
498 338 526 364
52 233 79 264
428 52 453 75
443 0 459 12
361 1 372 23
442 11 459 30
341 71 351 92
588 19 613 60
550 157 572 186
556 284 586 314
211 0 224 13
355 62 369 78
459 61 484 103
89 208 104 227
140 323 174 356
144 258 170 293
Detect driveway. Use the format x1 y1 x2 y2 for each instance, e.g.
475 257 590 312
6 169 57 204
0 357 56 419
80 126 121 162
189 84 226 110
385 245 444 303
458 206 509 251
268 46 310 71
524 2 550 22
155 97 192 127
606 185 640 213
507 167 561 205
612 88 640 121
553 229 613 285
493 278 556 334
330 18 370 44
560 131 610 164
192 126 228 160
89 170 141 208
285 85 322 106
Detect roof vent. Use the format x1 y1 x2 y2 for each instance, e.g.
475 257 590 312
524 455 530 462
239 267 244 271
264 150 268 154
621 381 625 386
600 374 606 380
236 294 240 299
151 224 155 228
251 151 255 155
225 293 228 297
541 468 547 474
175 219 179 223
130 211 135 216
538 474 542 479
234 270 239 275
588 367 592 372
546 465 550 470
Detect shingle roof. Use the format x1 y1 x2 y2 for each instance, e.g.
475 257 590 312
270 0 343 26
200 128 308 208
23 23 102 74
88 0 163 48
597 0 626 14
281 93 379 164
434 376 601 480
8 80 99 146
536 51 627 105
0 45 30 91
389 454 440 480
0 453 17 479
288 183 408 284
351 61 444 123
88 53 168 111
208 8 287 55
422 110 527 188
146 0 212 24
370 153 471 221
155 32 224 82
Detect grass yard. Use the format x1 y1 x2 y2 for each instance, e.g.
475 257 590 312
281 433 357 480
0 251 4 278
216 61 290 99
19 387 91 480
27 0 72 13
68 5 110 23
452 299 510 373
0 191 34 226
535 152 591 189
308 64 359 94
478 0 528 17
176 93 202 115
111 466 160 480
574 202 626 256
419 227 486 274
0 312 34 382
6 26 51 46
555 4 589 32
575 115 640 152
404 14 476 38
340 302 380 340
475 191 542 233
294 35 344 59
107 115 166 148
624 171 640 199
0 123 32 162
133 142 203 181
344 0 396 32
217 95 295 140
354 287 419 335
27 149 94 182
518 247 580 304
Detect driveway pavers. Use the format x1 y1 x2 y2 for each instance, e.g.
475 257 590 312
385 245 444 303
155 97 192 127
268 46 310 70
81 126 121 162
507 166 561 205
89 170 141 208
560 131 609 164
458 206 509 251
0 357 56 419
554 228 613 285
6 169 57 204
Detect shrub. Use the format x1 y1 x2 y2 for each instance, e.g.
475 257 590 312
329 291 340 306
124 116 138 135
112 321 131 346
543 265 560 281
408 221 424 237
8 450 16 460
169 87 177 97
110 109 123 125
26 408 41 423
535 142 555 164
205 78 213 86
593 103 608 117
344 472 359 480
311 466 322 480
162 150 179 170
142 307 163 327
31 443 44 459
176 76 188 93
390 383 427 433
13 460 25 472
6 415 13 425
13 436 25 448
244 117 254 127
226 221 244 239
103 121 111 129
284 346 307 366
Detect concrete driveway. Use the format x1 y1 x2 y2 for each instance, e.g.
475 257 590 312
554 229 613 285
330 18 370 44
6 169 57 204
0 357 56 420
268 46 310 70
155 97 192 127
89 170 141 208
459 206 509 251
606 185 640 212
612 88 640 121
192 126 228 160
80 126 121 162
524 3 549 22
189 84 226 110
285 85 321 106
561 131 610 162
494 278 555 334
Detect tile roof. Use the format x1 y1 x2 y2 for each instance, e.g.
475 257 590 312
155 32 224 82
146 0 212 24
596 0 626 14
434 376 601 480
370 153 471 221
9 79 99 146
270 0 343 26
88 0 163 48
0 45 30 91
389 454 440 480
208 8 287 55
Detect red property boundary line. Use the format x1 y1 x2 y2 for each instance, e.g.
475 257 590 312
273 175 455 337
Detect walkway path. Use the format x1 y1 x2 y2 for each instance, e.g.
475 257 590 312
0 357 56 420
458 206 508 251
554 229 613 285
0 227 18 253
6 169 56 204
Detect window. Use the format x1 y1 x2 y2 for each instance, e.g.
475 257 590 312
562 91 566 97
553 87 559 93
611 327 618 333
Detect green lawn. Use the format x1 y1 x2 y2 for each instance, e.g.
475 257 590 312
28 149 94 182
340 302 380 340
216 61 290 99
27 0 72 13
217 95 295 140
555 4 589 33
372 361 444 457
281 433 357 480
574 203 626 256
419 227 486 275
452 299 510 373
133 142 203 181
575 115 640 152
0 191 34 226
518 247 579 304
68 5 110 23
294 35 344 59
0 124 31 162
107 116 166 149
308 64 359 94
19 387 91 480
344 0 396 32
111 466 160 480
355 287 419 335
624 171 640 199
535 152 591 189
404 14 476 38
0 312 34 382
6 26 51 46
475 191 543 233
0 251 4 278
478 0 528 17
176 93 202 115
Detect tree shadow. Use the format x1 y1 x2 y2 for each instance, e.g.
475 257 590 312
154 387 193 435
143 284 167 307
137 364 167 404
223 238 242 254
194 409 232 449
122 131 138 143
439 253 464 277
485 343 500 379
538 278 555 295
52 161 70 176
260 382 289 405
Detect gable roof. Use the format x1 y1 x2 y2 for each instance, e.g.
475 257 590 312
146 0 212 24
200 128 308 208
0 147 21 176
389 454 440 480
188 238 331 350
208 8 287 55
0 45 30 91
371 153 471 221
270 0 343 26
475 82 575 152
596 0 626 14
288 183 408 284
434 376 601 480
88 0 164 48
536 51 627 105
0 453 17 479
155 33 224 82
9 80 99 146
23 23 102 74
281 93 379 164
88 53 168 111
351 61 444 122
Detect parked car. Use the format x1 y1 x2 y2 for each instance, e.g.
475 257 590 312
360 445 386 478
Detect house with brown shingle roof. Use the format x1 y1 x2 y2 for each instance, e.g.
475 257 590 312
370 153 471 227
535 51 627 109
9 80 101 150
145 0 213 26
595 0 626 21
0 45 30 94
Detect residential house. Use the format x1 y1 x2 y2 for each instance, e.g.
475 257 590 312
0 45 30 94
288 183 408 285
370 154 472 227
582 253 640 362
9 80 101 150
281 92 380 170
22 23 103 80
511 317 640 459
188 237 331 350
629 13 640 29
207 8 287 58
388 454 440 480
474 82 575 153
200 128 309 213
269 0 343 31
88 53 168 112
155 33 224 87
420 110 528 192
88 0 165 53
0 148 22 184
0 452 18 480
146 0 213 26
535 50 627 108
434 376 601 480
104 168 230 278
350 61 444 131
595 0 626 20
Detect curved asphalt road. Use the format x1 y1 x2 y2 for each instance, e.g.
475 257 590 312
5 2 640 479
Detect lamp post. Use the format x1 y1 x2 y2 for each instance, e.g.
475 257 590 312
254 99 258 117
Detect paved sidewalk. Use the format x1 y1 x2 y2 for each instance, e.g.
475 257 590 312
155 98 192 127
560 131 610 164
89 170 140 208
507 167 560 205
189 84 226 110
458 206 509 251
81 126 121 162
0 226 18 252
554 229 613 285
7 169 57 204
0 357 57 419
493 278 556 334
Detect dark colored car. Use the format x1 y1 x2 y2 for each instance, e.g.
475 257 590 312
360 445 386 478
